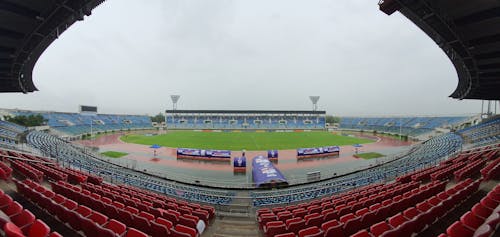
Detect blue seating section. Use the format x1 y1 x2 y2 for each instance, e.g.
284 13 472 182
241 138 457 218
26 131 235 205
166 115 325 129
250 133 464 206
457 117 500 146
11 111 152 135
339 116 468 136
0 121 27 147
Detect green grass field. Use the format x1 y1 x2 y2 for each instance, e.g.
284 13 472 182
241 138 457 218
121 131 373 150
101 151 128 158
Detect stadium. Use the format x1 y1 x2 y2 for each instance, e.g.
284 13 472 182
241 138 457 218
0 1 499 237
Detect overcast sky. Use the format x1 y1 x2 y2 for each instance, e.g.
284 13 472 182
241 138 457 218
0 0 483 116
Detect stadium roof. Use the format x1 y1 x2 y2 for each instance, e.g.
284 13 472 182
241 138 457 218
380 0 500 100
165 110 327 115
1 1 498 101
0 0 104 93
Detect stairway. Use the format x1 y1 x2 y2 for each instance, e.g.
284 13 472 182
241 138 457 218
203 216 261 237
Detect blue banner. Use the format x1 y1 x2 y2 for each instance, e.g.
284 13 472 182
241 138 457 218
252 156 287 188
297 146 340 156
177 148 231 158
267 150 278 159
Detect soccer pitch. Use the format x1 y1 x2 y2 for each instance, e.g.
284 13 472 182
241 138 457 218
121 131 374 150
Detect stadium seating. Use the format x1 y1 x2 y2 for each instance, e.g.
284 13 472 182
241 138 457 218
251 132 463 206
8 110 152 136
339 116 468 136
438 183 500 237
25 130 235 205
165 114 326 130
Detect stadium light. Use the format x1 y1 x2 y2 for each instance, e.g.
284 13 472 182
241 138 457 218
309 96 320 111
170 95 181 111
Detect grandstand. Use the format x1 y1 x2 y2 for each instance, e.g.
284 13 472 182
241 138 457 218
165 110 326 130
2 109 153 137
0 0 499 237
339 116 469 137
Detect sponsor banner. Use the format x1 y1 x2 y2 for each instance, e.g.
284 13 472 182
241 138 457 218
252 156 287 188
177 148 231 159
297 146 340 156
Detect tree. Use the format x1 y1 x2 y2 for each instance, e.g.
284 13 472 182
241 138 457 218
4 114 47 127
150 113 164 123
326 115 340 124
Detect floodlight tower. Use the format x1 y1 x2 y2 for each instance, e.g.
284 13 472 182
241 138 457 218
171 95 181 111
167 95 181 130
309 96 320 111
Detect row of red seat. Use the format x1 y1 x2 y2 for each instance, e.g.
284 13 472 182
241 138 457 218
348 178 481 237
257 182 409 221
481 157 500 181
30 163 67 182
398 147 495 183
430 162 466 181
10 160 43 182
454 159 487 181
0 161 13 180
51 180 205 237
0 188 61 237
83 182 214 219
440 183 499 237
14 178 159 237
259 180 445 237
5 148 103 185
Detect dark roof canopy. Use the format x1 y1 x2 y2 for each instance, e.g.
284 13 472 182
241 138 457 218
1 0 498 101
0 0 104 93
165 110 327 115
380 0 500 100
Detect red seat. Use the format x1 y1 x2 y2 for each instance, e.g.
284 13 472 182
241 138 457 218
460 211 484 230
343 215 362 236
402 207 420 220
322 219 344 237
287 218 306 234
379 227 400 237
125 228 148 237
104 219 127 236
305 213 323 227
4 222 24 237
155 217 174 230
76 205 92 218
388 213 408 228
264 221 286 237
175 224 197 237
471 224 492 237
4 201 23 217
370 221 392 237
351 229 374 237
275 232 295 237
293 209 307 218
95 224 117 237
28 219 50 237
139 211 155 221
480 197 498 210
298 226 323 237
0 194 13 210
150 221 170 237
48 232 63 237
178 215 197 229
446 221 474 237
323 209 338 222
472 203 492 219
89 211 108 226
171 228 191 237
278 212 293 222
11 209 36 234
